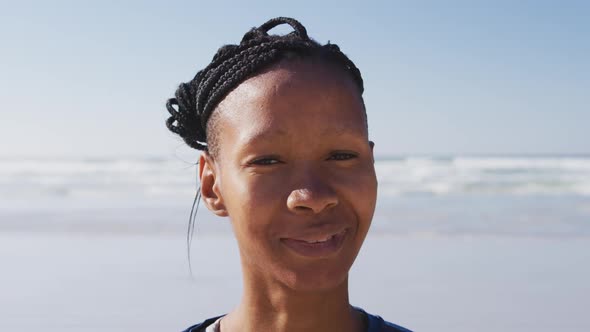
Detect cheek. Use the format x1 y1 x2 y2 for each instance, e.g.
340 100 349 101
221 171 286 248
224 172 287 218
224 175 293 277
333 164 378 215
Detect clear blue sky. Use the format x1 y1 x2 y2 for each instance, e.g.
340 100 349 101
1 0 588 157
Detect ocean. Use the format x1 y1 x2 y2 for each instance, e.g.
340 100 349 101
1 156 589 331
1 156 589 237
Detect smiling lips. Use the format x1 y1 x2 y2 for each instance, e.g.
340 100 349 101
280 229 348 258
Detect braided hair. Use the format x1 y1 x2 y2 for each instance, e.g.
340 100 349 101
165 17 365 156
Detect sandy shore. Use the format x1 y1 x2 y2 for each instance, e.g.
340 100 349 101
1 230 588 332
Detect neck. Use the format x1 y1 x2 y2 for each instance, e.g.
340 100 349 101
221 274 364 332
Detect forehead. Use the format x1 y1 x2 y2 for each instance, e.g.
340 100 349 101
213 59 367 152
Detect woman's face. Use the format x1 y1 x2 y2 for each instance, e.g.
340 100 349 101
200 59 377 292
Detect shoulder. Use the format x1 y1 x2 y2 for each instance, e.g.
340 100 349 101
181 315 224 332
355 307 413 332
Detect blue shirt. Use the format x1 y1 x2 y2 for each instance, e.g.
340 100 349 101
181 307 411 332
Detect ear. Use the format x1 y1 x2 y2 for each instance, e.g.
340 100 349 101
198 153 228 217
369 140 375 163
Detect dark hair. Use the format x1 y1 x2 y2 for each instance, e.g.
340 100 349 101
165 17 364 156
165 17 365 273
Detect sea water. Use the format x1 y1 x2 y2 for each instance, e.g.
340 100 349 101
1 156 589 331
1 155 589 236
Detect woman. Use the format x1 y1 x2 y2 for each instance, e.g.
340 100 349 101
166 17 411 332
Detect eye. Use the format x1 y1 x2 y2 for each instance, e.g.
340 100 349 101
328 152 358 161
249 157 281 166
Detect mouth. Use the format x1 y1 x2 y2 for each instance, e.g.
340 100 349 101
280 229 348 258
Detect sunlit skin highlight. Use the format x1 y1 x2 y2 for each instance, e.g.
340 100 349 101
198 58 377 332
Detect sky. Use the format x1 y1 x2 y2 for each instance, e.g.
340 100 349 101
1 0 588 158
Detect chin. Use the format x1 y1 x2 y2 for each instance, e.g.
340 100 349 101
276 257 355 293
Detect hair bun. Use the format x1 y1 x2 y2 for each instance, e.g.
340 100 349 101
241 17 309 45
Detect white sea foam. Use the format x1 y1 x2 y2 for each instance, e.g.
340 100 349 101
375 156 590 196
1 156 589 201
0 157 197 200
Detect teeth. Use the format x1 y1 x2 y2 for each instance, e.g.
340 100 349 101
304 234 334 244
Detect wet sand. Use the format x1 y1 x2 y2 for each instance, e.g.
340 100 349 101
1 230 588 332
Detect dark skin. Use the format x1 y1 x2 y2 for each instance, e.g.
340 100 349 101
198 57 377 332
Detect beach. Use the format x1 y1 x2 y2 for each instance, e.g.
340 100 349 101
1 231 588 331
1 156 589 331
4 1 589 330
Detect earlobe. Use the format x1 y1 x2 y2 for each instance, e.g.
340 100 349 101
199 153 228 217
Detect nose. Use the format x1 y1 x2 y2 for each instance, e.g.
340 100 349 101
286 171 338 215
